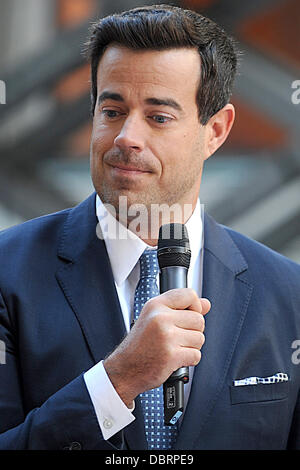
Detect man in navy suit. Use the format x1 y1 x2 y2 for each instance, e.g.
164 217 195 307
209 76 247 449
0 5 299 450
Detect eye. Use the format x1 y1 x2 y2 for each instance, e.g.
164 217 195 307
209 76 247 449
101 109 122 120
150 114 173 124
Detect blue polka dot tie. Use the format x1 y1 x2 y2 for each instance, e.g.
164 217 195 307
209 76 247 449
133 249 178 450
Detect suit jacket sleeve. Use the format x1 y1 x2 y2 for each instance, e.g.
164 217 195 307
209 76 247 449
0 289 123 450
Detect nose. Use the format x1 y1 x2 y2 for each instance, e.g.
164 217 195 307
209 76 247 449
114 114 145 152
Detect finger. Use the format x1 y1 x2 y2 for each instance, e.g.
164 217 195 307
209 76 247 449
180 347 202 368
200 298 211 316
177 329 205 350
173 310 205 332
159 288 203 313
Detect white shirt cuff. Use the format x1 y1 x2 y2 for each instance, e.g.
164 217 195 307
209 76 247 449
83 360 135 440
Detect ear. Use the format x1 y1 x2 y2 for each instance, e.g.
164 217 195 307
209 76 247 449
204 103 235 159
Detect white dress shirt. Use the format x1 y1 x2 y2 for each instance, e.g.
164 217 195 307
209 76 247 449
84 195 204 440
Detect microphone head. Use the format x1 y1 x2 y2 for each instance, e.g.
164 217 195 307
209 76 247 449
157 223 191 269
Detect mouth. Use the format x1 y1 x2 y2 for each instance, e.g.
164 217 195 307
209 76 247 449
107 163 152 176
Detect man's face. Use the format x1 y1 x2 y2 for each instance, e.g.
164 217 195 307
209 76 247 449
90 45 209 222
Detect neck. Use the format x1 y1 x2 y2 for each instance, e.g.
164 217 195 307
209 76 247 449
125 198 198 246
98 192 200 246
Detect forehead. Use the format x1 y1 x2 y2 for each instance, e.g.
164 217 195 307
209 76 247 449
96 45 201 103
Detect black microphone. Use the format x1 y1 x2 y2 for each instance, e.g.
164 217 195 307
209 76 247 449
157 223 191 426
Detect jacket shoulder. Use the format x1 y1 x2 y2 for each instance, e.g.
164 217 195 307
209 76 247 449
223 224 300 279
0 208 71 246
0 208 71 279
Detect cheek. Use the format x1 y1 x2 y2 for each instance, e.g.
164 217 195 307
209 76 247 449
90 133 107 179
91 125 113 158
163 138 203 180
92 111 118 144
153 136 186 171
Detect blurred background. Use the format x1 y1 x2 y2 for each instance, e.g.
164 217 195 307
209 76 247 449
0 0 299 262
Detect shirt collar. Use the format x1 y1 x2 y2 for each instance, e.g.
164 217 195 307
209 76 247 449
96 195 203 286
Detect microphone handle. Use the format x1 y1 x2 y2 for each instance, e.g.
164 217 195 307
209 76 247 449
160 266 190 426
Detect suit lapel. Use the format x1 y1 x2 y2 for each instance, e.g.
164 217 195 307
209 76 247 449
55 193 126 365
55 193 147 449
175 214 253 449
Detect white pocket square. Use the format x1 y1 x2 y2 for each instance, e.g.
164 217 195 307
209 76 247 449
233 372 288 386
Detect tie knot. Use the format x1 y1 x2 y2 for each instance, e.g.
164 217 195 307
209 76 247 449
139 249 159 279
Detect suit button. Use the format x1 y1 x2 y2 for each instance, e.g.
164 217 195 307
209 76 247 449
69 441 82 450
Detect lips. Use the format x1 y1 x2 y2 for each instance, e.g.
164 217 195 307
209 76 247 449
107 162 152 174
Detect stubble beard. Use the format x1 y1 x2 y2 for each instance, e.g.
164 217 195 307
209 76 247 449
96 168 200 239
92 145 203 237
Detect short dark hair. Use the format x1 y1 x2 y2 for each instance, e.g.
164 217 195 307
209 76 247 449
86 4 238 124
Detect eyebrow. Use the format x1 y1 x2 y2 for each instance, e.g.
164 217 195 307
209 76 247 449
144 97 183 113
98 91 124 105
98 91 183 113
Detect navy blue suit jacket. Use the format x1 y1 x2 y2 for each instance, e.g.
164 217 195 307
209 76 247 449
0 192 299 450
